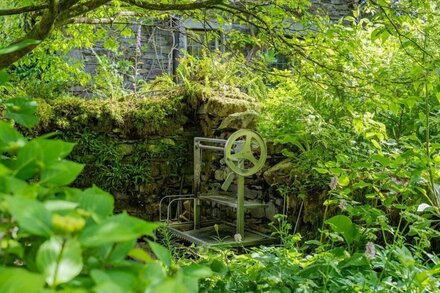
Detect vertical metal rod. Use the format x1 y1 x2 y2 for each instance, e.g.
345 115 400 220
193 140 201 229
237 174 245 238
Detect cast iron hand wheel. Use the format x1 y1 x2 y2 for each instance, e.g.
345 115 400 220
224 129 267 177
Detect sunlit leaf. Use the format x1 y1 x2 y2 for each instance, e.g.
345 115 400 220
36 237 83 286
0 39 41 55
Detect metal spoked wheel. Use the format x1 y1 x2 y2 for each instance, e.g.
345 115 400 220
224 129 267 177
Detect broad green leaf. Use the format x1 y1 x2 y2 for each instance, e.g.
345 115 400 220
352 181 371 189
314 167 328 174
93 282 125 293
128 248 153 263
36 139 76 162
79 212 157 247
40 160 84 186
6 196 52 237
338 175 350 187
394 246 415 266
146 274 188 293
326 215 359 245
0 176 40 199
0 268 45 293
338 253 369 269
3 97 39 128
0 121 25 152
371 139 381 149
0 69 8 85
371 154 390 166
12 140 43 180
148 241 172 267
210 259 228 276
0 164 11 176
36 237 83 286
0 39 41 55
182 264 212 279
13 139 78 180
98 240 136 263
91 269 138 292
77 185 114 220
44 200 79 213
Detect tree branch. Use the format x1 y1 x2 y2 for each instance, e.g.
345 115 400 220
0 4 48 16
0 2 59 68
123 0 223 11
56 0 112 26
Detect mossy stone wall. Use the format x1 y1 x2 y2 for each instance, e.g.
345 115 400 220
32 90 271 220
32 95 199 219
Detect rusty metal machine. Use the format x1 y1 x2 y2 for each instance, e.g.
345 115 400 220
159 129 274 246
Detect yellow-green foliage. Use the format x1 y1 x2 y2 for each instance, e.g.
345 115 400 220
34 95 187 137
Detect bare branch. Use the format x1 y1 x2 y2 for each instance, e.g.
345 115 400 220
0 4 48 16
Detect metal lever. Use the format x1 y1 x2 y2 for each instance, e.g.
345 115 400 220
221 171 235 191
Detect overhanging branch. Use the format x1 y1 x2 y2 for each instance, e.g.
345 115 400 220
0 4 48 16
123 0 223 11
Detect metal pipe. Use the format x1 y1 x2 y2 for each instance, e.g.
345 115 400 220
159 194 194 221
194 137 202 229
237 173 245 238
198 145 225 151
195 137 227 144
167 197 195 222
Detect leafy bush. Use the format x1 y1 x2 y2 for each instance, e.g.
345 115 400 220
0 74 210 292
199 242 440 292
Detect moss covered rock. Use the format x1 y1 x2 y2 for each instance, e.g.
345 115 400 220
34 95 188 138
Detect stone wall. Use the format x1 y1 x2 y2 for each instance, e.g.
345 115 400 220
312 0 357 20
71 1 355 96
70 19 177 96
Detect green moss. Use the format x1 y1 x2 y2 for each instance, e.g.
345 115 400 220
33 95 188 138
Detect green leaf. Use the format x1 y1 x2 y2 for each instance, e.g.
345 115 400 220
36 139 76 162
98 240 136 263
0 121 25 152
6 196 52 237
338 175 350 187
12 140 43 180
91 269 137 292
0 69 8 85
79 212 157 247
77 185 114 221
36 237 83 286
40 160 84 186
0 39 41 55
3 97 39 128
0 268 45 293
148 241 172 267
0 176 32 195
128 248 153 263
44 200 79 213
93 281 127 293
210 259 228 276
314 167 328 174
93 282 125 293
371 139 381 150
325 215 359 245
352 181 371 189
182 264 212 279
338 253 369 269
0 164 11 176
13 139 79 180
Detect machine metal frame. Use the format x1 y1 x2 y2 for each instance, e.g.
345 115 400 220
163 129 275 246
